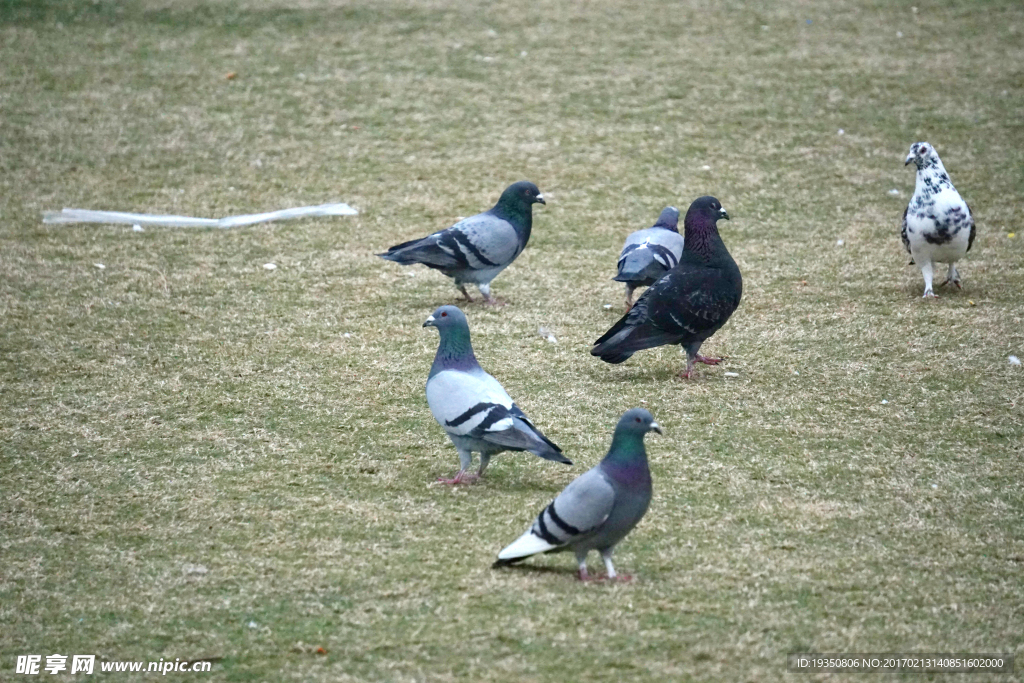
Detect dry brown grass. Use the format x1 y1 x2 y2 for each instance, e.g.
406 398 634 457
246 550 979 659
2 0 1023 681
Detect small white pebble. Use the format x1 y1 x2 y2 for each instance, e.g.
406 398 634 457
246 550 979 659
1009 355 1021 366
837 129 845 135
836 239 844 246
263 263 277 270
603 304 612 310
248 621 258 629
93 263 105 269
701 165 711 170
132 224 144 232
343 333 351 338
931 484 938 489
888 188 901 196
520 50 528 57
793 370 799 375
724 372 739 378
881 400 889 404
912 6 918 13
487 28 498 37
406 271 416 277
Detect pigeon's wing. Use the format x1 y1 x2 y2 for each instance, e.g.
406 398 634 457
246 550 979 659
378 212 518 270
426 369 516 438
615 229 684 281
594 262 739 360
900 206 911 254
966 202 976 252
495 468 616 563
448 212 521 267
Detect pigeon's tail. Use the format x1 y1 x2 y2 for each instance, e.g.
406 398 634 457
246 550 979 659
612 249 670 285
530 439 572 465
377 234 460 270
494 529 560 566
592 321 681 365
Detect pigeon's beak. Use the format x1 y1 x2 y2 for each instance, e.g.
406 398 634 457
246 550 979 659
904 154 915 166
535 193 546 205
718 208 730 220
650 421 663 435
423 315 436 328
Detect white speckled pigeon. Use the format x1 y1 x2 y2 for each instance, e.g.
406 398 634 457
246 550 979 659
592 196 742 379
493 408 661 581
378 181 545 305
613 206 684 311
423 305 570 484
901 142 975 298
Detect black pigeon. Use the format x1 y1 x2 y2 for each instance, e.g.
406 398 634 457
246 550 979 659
591 196 741 379
377 181 545 305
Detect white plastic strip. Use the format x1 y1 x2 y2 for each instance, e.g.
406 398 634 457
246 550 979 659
42 202 357 228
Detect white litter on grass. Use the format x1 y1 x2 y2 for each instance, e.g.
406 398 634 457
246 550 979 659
538 327 557 344
43 202 357 228
897 31 904 37
724 372 739 378
93 263 105 269
182 563 208 576
603 304 612 310
263 263 277 270
248 621 258 629
1010 355 1021 366
836 239 845 246
931 484 938 489
701 165 711 171
343 333 351 338
837 129 845 135
888 188 901 196
881 400 889 404
132 224 144 232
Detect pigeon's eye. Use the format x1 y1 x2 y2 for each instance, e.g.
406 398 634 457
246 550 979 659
635 417 641 423
441 312 448 317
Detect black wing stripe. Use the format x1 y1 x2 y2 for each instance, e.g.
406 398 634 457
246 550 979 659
438 231 470 268
451 230 500 267
445 402 501 428
545 503 582 536
534 511 562 545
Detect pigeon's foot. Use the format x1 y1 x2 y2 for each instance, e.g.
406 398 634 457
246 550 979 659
482 296 507 307
614 574 634 583
457 286 474 303
922 290 938 299
695 354 724 365
939 279 962 290
624 298 633 313
436 471 478 485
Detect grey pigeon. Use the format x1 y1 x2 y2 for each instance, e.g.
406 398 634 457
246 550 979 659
493 408 661 581
902 142 975 298
592 196 741 379
378 181 545 305
423 305 571 484
613 206 684 310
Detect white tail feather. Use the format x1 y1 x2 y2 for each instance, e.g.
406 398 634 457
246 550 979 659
497 530 559 561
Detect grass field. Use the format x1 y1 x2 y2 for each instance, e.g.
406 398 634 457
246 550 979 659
2 0 1023 680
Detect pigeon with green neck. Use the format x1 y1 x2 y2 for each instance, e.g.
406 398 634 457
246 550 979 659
378 181 545 305
423 305 570 484
494 408 661 581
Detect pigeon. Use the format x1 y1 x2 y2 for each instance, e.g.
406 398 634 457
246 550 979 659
423 305 571 484
591 196 741 379
378 181 545 305
493 408 661 581
613 206 685 311
901 142 975 298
